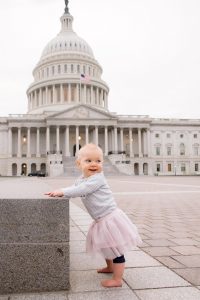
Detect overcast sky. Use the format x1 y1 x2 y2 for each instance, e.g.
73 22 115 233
0 0 200 118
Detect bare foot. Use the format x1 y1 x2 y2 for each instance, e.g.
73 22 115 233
101 279 122 287
97 267 113 273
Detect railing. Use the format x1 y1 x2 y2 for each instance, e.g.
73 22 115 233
108 151 126 155
47 150 62 155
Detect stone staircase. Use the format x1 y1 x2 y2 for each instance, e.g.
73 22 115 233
62 157 121 177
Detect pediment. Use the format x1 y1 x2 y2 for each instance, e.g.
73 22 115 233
47 104 117 120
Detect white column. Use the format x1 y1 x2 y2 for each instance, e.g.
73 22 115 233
65 126 70 156
173 131 177 157
138 128 142 157
147 129 151 157
114 126 118 152
85 126 89 144
36 128 40 157
188 131 192 156
27 127 31 157
95 126 98 146
39 88 42 106
84 85 87 103
56 126 60 153
45 87 48 105
17 127 21 158
76 126 79 156
129 128 133 157
8 127 12 157
120 128 124 152
61 84 64 103
34 90 37 107
104 126 108 156
96 87 99 105
53 85 56 104
76 83 79 103
161 130 165 157
46 127 50 154
91 86 94 104
68 84 71 103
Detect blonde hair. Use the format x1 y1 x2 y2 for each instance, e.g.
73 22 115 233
77 143 103 160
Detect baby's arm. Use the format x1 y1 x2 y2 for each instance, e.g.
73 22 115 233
45 190 64 197
45 174 103 199
62 175 103 198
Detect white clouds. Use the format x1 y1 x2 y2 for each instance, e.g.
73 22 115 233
0 0 200 118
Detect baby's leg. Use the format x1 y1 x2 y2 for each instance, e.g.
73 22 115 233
101 255 125 287
97 259 113 273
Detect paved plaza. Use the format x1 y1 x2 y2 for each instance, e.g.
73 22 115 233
0 175 200 299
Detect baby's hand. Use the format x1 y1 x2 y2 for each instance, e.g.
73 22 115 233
44 190 64 197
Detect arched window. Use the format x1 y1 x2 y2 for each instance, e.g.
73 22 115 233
180 143 185 155
155 144 161 156
193 143 199 156
166 144 172 156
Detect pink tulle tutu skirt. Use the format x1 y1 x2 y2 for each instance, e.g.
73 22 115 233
86 208 142 259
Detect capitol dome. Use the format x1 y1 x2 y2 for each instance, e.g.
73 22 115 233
40 13 95 61
27 2 109 114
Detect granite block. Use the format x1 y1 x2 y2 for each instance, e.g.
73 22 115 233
0 244 70 294
0 223 69 243
0 199 69 226
0 198 70 294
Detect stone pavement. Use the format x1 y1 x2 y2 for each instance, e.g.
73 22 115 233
1 176 200 299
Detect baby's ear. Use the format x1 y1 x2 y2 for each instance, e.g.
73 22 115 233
76 159 81 169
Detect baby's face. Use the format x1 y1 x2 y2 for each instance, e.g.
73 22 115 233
77 149 103 177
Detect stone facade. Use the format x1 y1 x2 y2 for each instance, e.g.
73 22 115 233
0 3 200 177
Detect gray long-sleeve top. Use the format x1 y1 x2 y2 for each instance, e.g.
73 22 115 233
61 172 117 220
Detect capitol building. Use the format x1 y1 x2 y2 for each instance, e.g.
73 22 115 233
0 1 200 177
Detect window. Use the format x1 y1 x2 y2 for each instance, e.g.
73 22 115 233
180 134 184 138
194 146 198 156
167 133 171 138
47 67 49 77
64 64 67 73
156 164 161 172
77 64 80 73
181 163 186 172
156 147 160 155
155 133 159 138
194 134 198 138
180 143 185 155
167 147 172 156
71 64 74 73
52 66 55 75
58 65 61 74
195 163 199 172
168 164 172 172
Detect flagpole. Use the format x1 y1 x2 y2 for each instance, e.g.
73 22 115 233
79 75 81 103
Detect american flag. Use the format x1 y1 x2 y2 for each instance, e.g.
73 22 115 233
80 73 90 83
